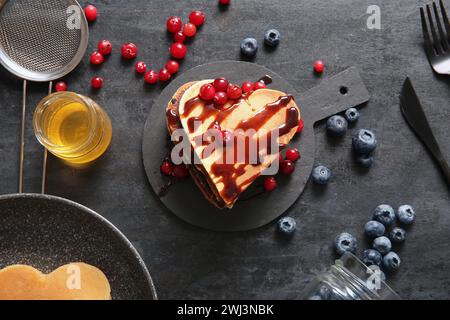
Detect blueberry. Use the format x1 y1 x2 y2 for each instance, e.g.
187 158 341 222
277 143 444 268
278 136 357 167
240 38 258 57
361 249 382 266
396 205 416 225
352 129 377 155
368 265 386 282
326 115 348 137
365 220 385 238
264 29 281 47
390 227 406 243
345 107 360 123
356 153 374 168
373 204 396 226
372 236 392 255
334 232 357 255
311 165 332 185
382 252 401 272
277 216 296 235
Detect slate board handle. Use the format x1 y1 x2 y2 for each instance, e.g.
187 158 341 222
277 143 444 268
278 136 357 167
299 66 370 122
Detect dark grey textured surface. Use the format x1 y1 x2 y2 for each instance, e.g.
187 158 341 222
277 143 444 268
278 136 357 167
0 0 449 299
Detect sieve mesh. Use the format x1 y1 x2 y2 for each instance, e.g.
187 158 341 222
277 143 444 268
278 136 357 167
0 0 84 74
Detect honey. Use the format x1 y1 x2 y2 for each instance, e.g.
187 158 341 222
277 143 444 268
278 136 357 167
33 92 112 164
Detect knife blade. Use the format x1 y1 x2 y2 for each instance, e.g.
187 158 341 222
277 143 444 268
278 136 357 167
400 77 450 186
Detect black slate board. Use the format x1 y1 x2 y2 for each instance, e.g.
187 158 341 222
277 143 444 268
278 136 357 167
143 61 369 231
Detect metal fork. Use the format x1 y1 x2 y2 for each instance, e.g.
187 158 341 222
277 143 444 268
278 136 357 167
420 0 450 74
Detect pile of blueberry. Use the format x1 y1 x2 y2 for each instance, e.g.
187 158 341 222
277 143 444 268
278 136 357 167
334 204 416 275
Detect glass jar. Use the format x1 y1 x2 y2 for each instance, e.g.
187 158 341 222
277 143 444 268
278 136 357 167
33 92 112 164
303 252 400 300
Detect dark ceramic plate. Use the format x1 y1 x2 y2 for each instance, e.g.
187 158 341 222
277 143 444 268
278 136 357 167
0 193 157 300
143 61 369 231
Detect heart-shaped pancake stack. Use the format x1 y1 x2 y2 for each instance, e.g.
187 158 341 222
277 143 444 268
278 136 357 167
166 79 301 209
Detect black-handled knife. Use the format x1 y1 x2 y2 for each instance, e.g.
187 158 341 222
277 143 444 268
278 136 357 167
400 77 450 187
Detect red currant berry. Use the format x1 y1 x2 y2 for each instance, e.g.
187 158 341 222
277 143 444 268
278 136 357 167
263 177 277 192
189 11 205 26
285 148 300 162
174 31 186 43
296 118 304 133
280 160 295 175
219 0 231 5
214 92 228 106
314 60 325 73
135 61 147 74
170 43 187 59
165 60 179 74
90 51 104 65
241 81 253 93
213 78 229 92
91 76 103 89
158 68 171 82
97 40 112 55
144 70 158 84
166 16 182 33
253 81 266 90
84 5 97 22
55 81 67 92
199 83 216 100
160 160 174 176
227 84 242 100
173 164 189 179
183 23 197 37
121 43 137 59
279 152 284 162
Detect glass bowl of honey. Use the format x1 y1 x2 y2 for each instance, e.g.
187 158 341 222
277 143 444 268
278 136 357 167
33 92 112 164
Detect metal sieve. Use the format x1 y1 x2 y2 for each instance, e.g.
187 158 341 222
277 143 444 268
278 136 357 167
0 0 88 193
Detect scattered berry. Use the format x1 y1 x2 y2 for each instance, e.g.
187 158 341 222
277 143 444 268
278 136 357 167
345 107 360 123
174 31 186 43
361 249 382 266
311 165 332 185
373 204 395 226
240 38 258 58
97 40 112 56
213 91 228 106
356 154 374 168
84 5 98 22
158 68 171 82
372 236 392 255
326 115 348 137
352 129 377 155
277 217 296 235
160 160 174 175
183 22 197 37
314 60 325 73
144 70 158 84
135 61 147 74
264 29 281 47
121 43 138 59
285 148 300 162
382 252 401 272
173 164 189 179
280 159 295 175
263 177 277 192
334 232 357 255
253 81 266 90
55 81 67 92
91 76 103 89
166 16 182 33
199 83 216 100
396 205 416 225
226 84 242 100
189 10 205 26
364 220 385 238
390 227 406 243
296 118 304 133
219 0 231 5
241 81 253 93
165 60 180 74
90 51 104 65
170 42 187 59
213 78 229 92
